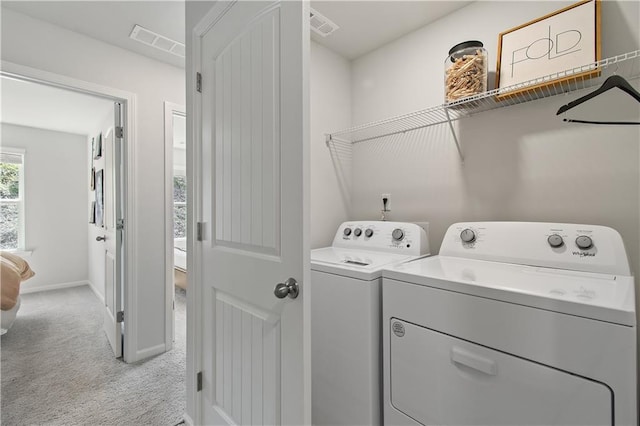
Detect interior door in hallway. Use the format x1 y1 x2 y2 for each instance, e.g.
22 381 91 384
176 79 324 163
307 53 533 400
102 102 124 358
197 1 309 424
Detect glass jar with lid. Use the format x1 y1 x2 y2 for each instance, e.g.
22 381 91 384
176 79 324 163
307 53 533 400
445 40 488 103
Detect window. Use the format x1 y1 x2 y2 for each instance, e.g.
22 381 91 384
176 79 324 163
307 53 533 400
0 149 25 250
173 175 186 239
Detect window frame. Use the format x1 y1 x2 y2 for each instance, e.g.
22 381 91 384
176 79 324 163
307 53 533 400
0 147 26 251
173 172 187 239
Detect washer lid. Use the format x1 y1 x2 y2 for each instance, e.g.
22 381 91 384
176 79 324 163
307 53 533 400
311 247 418 280
383 256 636 326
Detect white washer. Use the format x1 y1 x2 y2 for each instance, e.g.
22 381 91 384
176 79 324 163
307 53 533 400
383 222 637 426
311 221 429 426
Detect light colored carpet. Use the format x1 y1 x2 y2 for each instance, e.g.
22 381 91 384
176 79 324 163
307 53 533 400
1 285 186 426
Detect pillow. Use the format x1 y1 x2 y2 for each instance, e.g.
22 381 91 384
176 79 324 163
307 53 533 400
1 252 35 280
1 252 35 311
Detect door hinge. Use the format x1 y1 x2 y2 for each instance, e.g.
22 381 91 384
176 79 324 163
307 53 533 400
116 311 124 323
197 371 203 391
196 72 202 93
116 219 125 230
196 222 205 241
115 126 124 139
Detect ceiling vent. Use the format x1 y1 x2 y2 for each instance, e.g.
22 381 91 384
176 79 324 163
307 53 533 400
310 8 339 37
129 24 185 58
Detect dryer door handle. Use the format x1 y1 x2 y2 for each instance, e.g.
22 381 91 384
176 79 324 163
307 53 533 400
451 346 497 376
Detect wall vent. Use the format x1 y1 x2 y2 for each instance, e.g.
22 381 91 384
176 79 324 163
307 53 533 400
129 24 185 58
310 8 339 37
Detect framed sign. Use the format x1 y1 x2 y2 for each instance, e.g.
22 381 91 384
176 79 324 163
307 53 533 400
89 201 96 224
495 0 601 97
93 133 103 159
95 169 104 227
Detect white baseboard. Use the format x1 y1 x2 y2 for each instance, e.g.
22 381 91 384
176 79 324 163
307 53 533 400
87 281 105 304
21 280 89 294
135 343 167 362
183 413 194 426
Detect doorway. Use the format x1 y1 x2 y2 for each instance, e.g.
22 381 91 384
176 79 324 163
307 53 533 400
0 73 124 356
0 62 137 361
1 65 189 425
164 101 187 349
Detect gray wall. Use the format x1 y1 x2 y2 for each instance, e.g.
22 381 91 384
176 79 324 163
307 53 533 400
349 0 640 267
311 41 352 248
1 123 89 291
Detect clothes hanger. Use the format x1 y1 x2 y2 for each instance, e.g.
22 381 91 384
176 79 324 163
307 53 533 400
556 74 640 125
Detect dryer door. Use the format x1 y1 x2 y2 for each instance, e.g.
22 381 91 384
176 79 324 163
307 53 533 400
389 319 612 425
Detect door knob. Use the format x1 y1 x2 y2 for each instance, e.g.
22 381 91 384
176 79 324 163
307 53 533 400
274 278 299 299
96 236 106 241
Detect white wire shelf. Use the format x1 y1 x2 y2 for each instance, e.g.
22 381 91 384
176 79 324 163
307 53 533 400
326 50 640 157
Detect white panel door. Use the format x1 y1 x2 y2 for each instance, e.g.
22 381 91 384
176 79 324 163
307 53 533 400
102 102 124 358
198 1 308 425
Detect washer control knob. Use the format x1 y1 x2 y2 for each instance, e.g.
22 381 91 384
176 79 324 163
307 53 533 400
547 234 564 248
575 235 593 250
460 229 476 243
392 228 404 241
354 228 362 237
343 228 352 237
365 229 374 238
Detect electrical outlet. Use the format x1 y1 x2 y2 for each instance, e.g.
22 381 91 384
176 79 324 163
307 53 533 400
382 193 391 211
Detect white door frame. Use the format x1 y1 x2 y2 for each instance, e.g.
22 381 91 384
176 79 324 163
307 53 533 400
186 12 204 424
164 101 186 350
1 60 139 363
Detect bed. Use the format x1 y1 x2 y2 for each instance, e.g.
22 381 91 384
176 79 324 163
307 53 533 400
1 252 35 334
174 238 187 290
174 238 187 271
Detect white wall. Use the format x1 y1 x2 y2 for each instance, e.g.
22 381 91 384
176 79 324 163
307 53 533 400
173 112 187 176
348 0 640 376
1 8 186 358
310 41 352 248
87 110 114 301
173 112 186 175
1 123 88 291
173 147 186 176
350 0 640 266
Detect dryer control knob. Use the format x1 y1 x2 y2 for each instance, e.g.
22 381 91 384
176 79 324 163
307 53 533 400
354 228 362 237
365 229 374 238
575 235 593 250
343 228 352 237
392 228 404 241
460 229 476 243
547 234 564 248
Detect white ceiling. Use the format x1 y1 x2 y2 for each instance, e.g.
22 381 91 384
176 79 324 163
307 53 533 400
2 1 185 68
2 1 472 67
310 1 473 59
1 76 114 136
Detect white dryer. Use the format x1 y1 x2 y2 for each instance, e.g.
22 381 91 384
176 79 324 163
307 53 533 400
383 222 637 426
311 221 429 426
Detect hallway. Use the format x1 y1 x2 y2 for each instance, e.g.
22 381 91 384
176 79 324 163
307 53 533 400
1 286 186 425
